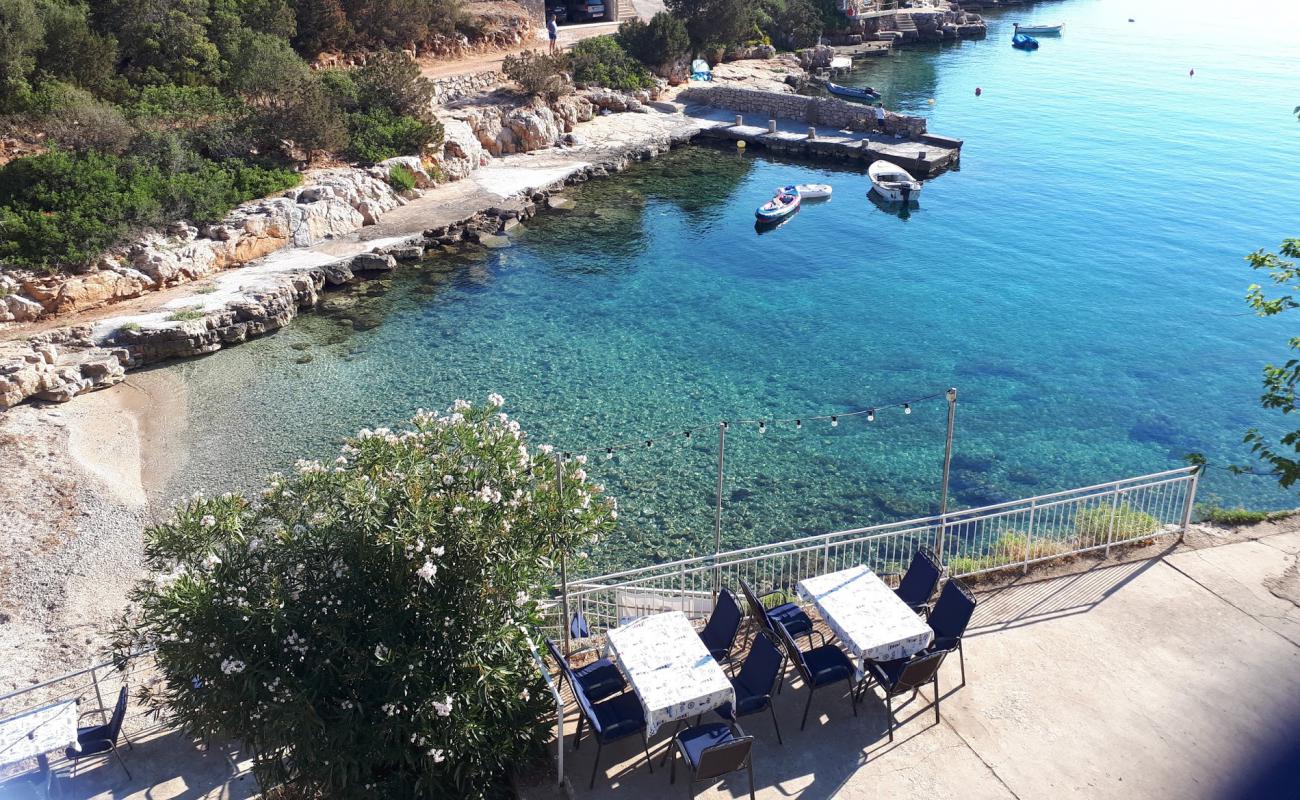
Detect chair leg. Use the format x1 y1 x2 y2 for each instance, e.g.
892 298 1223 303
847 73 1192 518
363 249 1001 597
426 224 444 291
849 676 858 717
589 740 603 790
769 702 784 745
801 686 815 731
886 693 895 743
747 758 756 800
958 641 967 687
573 715 585 750
111 742 132 781
670 739 676 784
933 674 941 725
644 733 654 775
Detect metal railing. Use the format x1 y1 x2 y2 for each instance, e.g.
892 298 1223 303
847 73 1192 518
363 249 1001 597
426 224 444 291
547 467 1199 639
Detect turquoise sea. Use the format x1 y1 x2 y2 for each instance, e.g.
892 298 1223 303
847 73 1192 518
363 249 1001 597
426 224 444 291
154 0 1300 570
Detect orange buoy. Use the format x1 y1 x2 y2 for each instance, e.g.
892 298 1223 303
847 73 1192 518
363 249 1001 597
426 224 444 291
975 87 982 96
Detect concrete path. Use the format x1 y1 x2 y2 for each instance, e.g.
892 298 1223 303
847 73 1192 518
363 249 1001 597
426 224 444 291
555 529 1300 800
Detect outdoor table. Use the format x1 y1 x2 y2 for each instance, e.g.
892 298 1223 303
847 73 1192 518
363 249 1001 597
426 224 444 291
605 611 735 738
798 564 934 664
0 699 79 798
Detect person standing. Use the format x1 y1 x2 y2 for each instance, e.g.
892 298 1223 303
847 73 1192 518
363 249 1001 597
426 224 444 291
548 14 559 54
873 102 887 134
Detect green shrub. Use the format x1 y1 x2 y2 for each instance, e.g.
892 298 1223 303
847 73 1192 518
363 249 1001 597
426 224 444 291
617 12 689 75
569 35 654 91
1199 506 1294 526
116 321 141 333
166 307 205 321
345 107 439 163
387 163 417 191
36 86 136 154
1074 503 1160 544
0 149 298 270
502 49 572 100
128 85 243 124
115 401 615 799
354 52 436 119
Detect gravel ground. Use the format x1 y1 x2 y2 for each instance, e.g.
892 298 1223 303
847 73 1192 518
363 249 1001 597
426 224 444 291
0 376 179 695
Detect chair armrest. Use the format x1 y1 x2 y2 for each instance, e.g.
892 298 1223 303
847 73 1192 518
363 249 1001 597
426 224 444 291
809 629 829 648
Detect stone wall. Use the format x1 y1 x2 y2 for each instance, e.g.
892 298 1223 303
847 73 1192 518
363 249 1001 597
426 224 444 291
430 70 504 107
677 86 928 138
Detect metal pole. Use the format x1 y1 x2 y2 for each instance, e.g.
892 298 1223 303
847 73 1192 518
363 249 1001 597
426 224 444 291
937 387 958 561
1179 468 1200 541
713 422 726 597
89 661 108 725
555 453 571 657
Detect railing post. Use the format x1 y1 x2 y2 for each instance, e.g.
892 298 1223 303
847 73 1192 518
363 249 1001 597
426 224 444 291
713 422 726 599
90 661 109 725
679 564 687 610
937 387 958 562
821 534 831 575
1023 498 1038 574
1104 488 1122 558
555 454 571 657
1180 468 1200 541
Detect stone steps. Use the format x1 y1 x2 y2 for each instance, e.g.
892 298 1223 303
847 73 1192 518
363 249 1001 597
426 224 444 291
893 12 918 32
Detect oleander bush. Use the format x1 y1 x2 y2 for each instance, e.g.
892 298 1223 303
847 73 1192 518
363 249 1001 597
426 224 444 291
569 36 654 91
346 107 440 163
502 49 573 101
115 399 616 799
616 12 689 76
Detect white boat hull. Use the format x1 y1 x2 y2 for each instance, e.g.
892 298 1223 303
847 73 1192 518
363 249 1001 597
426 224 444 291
777 183 833 199
869 183 923 204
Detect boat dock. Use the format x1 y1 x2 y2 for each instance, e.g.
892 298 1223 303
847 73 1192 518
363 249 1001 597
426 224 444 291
677 90 962 178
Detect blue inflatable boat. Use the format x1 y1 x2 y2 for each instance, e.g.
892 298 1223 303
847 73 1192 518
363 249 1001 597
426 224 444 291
1012 33 1039 50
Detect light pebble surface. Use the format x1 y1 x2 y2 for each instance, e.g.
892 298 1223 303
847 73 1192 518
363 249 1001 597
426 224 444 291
0 374 182 693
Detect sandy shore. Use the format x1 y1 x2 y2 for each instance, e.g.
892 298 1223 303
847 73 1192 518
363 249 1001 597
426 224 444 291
0 372 185 693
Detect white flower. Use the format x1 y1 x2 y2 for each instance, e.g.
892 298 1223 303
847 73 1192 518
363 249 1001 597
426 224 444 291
374 644 390 660
202 553 222 570
575 454 588 465
432 695 453 717
429 748 446 763
430 545 445 557
515 590 529 606
519 688 530 701
572 468 587 482
539 444 554 455
200 515 217 528
417 560 438 583
442 474 454 486
487 392 504 407
452 399 470 411
220 658 246 675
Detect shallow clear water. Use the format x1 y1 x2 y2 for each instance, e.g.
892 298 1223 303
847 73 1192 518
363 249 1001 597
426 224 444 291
155 0 1300 570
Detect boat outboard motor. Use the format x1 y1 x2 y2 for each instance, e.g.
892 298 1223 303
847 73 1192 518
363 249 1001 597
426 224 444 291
901 184 912 204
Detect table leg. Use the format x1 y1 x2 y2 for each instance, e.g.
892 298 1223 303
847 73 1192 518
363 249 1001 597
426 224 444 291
35 754 53 800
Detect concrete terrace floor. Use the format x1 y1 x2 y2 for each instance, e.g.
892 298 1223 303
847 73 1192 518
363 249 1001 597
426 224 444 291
550 526 1300 800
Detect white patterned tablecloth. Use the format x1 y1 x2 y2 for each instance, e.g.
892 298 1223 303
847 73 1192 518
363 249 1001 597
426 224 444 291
798 565 934 663
0 700 79 770
606 611 735 736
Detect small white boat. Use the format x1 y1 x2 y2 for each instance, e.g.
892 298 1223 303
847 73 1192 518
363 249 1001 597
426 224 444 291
1013 22 1063 35
776 183 832 199
755 190 801 223
867 160 922 204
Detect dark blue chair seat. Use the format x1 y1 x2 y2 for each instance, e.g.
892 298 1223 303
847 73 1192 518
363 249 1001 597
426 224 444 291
766 602 813 637
925 578 977 687
572 659 626 702
589 691 646 740
716 630 786 744
677 722 734 766
698 588 745 663
670 722 756 799
860 649 948 742
802 646 854 687
65 685 132 779
67 725 115 757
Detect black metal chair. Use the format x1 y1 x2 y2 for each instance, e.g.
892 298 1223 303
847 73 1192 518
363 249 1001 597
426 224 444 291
894 546 943 614
773 619 857 730
926 578 977 686
571 679 653 789
65 686 133 779
716 630 785 744
739 579 813 643
859 649 948 742
545 637 627 703
698 588 745 664
670 721 756 800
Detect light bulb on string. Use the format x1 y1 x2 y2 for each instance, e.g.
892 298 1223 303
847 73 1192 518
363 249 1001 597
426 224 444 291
831 416 839 428
903 403 912 415
684 430 691 439
606 448 614 460
795 419 802 430
758 421 766 434
646 439 653 448
867 409 875 423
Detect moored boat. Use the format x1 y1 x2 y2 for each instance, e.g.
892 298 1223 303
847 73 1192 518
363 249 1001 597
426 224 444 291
1014 23 1063 35
776 183 832 199
825 81 880 103
867 160 922 204
1012 32 1040 50
755 190 801 222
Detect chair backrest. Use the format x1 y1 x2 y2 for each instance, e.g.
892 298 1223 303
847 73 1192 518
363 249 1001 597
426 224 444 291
897 546 943 605
890 650 947 695
772 620 810 682
106 686 129 739
735 631 784 699
738 579 775 635
700 588 744 654
929 578 977 640
695 735 754 782
568 676 604 736
570 612 590 640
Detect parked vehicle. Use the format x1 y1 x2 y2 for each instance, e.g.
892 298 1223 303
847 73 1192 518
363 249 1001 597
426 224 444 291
566 0 606 22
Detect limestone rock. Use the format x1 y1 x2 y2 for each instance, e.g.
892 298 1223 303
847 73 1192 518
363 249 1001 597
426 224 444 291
351 252 398 272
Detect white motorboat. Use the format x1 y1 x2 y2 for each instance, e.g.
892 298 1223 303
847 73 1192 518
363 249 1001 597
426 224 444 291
776 183 833 199
1013 22 1063 35
867 160 922 204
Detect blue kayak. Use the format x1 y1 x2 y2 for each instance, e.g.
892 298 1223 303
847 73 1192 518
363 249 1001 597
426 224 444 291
1012 33 1039 50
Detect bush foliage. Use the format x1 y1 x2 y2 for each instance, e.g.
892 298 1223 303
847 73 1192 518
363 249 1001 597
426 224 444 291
115 400 615 799
569 36 654 91
616 12 689 76
501 49 572 100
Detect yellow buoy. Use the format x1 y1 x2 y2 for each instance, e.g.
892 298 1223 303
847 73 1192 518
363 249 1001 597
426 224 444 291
928 98 936 104
737 140 746 149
